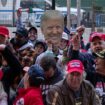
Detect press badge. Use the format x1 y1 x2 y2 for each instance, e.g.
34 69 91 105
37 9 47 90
75 97 82 105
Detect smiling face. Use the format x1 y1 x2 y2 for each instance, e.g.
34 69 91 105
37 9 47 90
28 29 37 41
90 38 104 53
60 39 68 50
41 18 63 47
34 44 45 55
95 57 105 75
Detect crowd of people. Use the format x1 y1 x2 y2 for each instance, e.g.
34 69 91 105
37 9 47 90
0 10 105 105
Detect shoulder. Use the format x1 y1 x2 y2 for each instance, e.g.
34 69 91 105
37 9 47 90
82 80 95 90
79 52 92 59
24 88 43 104
56 68 64 80
51 68 64 84
29 90 44 105
48 80 64 93
35 52 45 64
79 52 94 66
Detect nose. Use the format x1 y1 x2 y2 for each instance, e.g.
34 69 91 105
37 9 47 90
52 27 58 35
96 43 101 48
72 75 77 80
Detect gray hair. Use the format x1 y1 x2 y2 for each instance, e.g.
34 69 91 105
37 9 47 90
40 10 64 28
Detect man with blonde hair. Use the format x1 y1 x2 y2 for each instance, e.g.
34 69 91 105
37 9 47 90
40 10 64 47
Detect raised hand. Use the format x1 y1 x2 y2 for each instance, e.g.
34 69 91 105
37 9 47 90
71 33 80 50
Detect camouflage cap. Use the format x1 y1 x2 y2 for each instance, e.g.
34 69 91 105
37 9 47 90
94 49 105 59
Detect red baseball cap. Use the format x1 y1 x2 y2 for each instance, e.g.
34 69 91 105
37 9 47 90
0 26 9 38
67 60 84 74
101 33 105 41
89 32 103 42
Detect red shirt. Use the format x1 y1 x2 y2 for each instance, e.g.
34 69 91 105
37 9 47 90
14 87 44 105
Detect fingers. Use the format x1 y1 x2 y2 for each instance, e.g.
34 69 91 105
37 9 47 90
71 34 80 50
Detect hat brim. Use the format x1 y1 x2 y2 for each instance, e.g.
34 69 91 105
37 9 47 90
13 31 23 37
0 32 7 37
90 36 101 42
68 68 83 74
93 52 104 59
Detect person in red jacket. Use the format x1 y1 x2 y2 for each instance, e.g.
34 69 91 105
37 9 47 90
13 64 45 105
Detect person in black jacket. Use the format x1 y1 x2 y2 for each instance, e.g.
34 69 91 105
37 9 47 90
68 32 105 86
10 28 32 52
91 49 105 105
0 44 22 104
